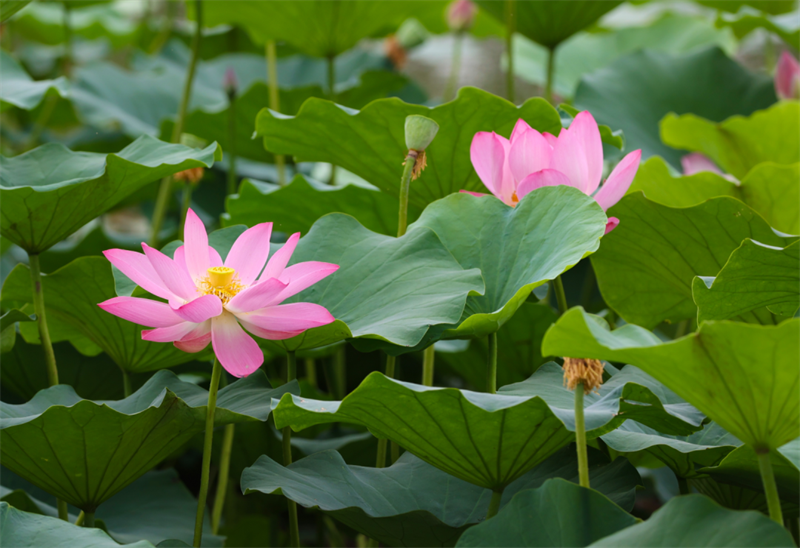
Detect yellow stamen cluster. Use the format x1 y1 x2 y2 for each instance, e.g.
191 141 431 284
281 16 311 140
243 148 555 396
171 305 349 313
199 266 243 304
405 150 427 180
562 357 605 393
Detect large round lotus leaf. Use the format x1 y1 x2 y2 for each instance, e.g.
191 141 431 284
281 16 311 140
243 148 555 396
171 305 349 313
260 213 485 352
242 445 639 547
660 101 799 179
273 372 573 490
591 194 793 329
224 175 419 237
601 421 741 479
589 495 795 547
0 502 155 548
408 187 606 339
542 308 800 451
693 239 799 323
627 157 800 234
0 136 221 253
574 47 776 169
456 478 636 548
255 87 562 209
499 362 704 437
513 13 736 98
0 369 297 511
476 1 622 49
0 50 68 111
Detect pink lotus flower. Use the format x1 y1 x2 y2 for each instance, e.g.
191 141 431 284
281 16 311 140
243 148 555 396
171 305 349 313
447 0 477 31
681 152 738 184
468 111 641 233
775 51 800 101
99 210 338 377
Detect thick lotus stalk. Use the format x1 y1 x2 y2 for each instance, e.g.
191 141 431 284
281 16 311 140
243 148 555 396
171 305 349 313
563 357 604 489
283 351 301 548
775 51 800 101
398 115 439 237
224 66 239 196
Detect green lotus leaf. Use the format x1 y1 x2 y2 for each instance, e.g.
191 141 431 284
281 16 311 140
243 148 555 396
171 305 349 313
660 101 800 179
0 136 221 253
408 187 606 338
1 257 200 373
476 1 621 49
0 368 297 511
716 7 800 47
273 372 574 490
437 302 557 392
225 175 419 237
0 50 68 111
601 421 741 479
513 13 736 98
242 445 639 548
591 194 793 329
542 308 800 450
691 476 799 518
0 309 34 331
574 47 775 168
0 1 32 23
499 362 704 437
1 468 223 547
262 213 485 352
693 239 799 323
456 478 636 548
627 157 800 234
0 502 155 548
254 87 562 209
697 440 800 502
589 495 795 547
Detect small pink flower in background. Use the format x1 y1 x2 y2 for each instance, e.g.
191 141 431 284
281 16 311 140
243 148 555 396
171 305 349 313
681 152 739 184
447 0 477 31
99 210 338 377
775 51 800 100
467 111 642 233
223 67 238 98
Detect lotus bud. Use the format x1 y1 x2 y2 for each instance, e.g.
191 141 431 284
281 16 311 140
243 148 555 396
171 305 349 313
562 357 604 393
404 115 440 180
395 18 428 49
775 51 800 100
223 67 238 100
447 0 477 32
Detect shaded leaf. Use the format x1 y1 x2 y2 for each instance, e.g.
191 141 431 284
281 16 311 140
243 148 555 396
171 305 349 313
716 7 800 47
0 50 68 111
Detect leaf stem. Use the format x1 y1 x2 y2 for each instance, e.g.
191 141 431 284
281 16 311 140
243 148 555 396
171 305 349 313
333 345 346 400
544 46 555 104
327 54 337 186
83 511 94 528
193 357 222 547
443 31 464 102
226 89 238 196
757 449 784 524
375 355 397 469
553 275 568 315
75 511 84 526
122 368 132 398
575 383 589 488
211 375 234 535
487 332 498 394
284 351 301 547
57 500 68 522
265 40 286 186
397 152 416 237
179 182 192 240
150 0 204 247
677 476 690 495
62 2 73 77
29 254 58 387
422 345 435 387
504 0 515 103
305 358 317 389
486 489 503 519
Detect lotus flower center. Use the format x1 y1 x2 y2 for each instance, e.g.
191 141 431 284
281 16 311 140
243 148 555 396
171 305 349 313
200 267 242 304
511 191 519 206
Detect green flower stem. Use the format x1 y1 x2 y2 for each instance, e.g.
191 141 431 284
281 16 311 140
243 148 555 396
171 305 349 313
333 345 346 400
265 40 287 186
83 511 95 528
544 46 555 104
28 254 58 387
121 369 132 398
284 351 301 547
757 449 784 524
487 332 498 394
211 375 234 535
305 358 317 389
374 355 397 469
553 275 568 315
504 0 515 103
580 263 596 309
148 0 176 55
422 345 435 387
150 0 204 247
327 54 337 186
57 500 68 522
62 2 73 77
179 182 192 240
226 91 238 196
75 511 85 526
486 489 503 519
443 31 464 102
397 152 416 237
574 383 589 488
193 357 222 547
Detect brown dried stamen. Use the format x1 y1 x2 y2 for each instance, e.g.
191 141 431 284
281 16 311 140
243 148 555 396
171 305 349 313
562 357 604 393
404 149 427 180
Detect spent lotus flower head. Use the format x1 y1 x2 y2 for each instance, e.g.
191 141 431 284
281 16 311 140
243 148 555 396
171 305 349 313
99 209 338 377
447 0 477 32
775 51 800 101
467 111 642 233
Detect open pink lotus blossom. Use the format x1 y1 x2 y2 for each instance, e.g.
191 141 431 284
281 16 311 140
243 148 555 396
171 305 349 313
681 152 738 184
775 51 800 101
467 111 641 233
99 210 338 377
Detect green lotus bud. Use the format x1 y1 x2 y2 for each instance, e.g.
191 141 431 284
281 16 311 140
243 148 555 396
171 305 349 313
404 115 439 152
